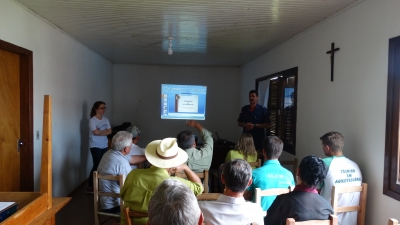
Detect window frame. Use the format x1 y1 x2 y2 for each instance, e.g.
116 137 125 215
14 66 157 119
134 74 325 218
256 67 298 155
383 35 400 201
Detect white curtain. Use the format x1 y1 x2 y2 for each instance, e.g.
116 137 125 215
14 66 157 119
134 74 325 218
258 79 270 108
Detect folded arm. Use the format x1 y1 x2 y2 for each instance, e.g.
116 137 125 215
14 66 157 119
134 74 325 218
92 128 112 136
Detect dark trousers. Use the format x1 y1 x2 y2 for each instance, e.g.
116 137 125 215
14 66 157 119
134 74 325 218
88 147 108 187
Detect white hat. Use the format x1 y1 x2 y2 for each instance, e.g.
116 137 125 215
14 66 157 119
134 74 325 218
145 138 188 168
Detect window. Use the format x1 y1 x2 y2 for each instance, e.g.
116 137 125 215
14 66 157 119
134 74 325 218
384 35 400 201
256 67 298 155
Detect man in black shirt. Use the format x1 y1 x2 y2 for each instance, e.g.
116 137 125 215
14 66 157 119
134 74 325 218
237 90 271 151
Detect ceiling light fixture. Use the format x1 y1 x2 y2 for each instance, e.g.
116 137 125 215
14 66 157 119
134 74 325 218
167 36 174 55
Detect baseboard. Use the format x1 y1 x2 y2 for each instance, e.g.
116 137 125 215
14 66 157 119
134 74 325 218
67 178 88 197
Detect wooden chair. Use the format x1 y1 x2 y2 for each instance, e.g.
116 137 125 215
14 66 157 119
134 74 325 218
280 158 298 177
175 170 209 193
93 171 125 225
255 185 294 216
196 193 221 201
286 214 338 225
124 207 148 225
389 218 398 225
249 159 262 168
331 183 367 225
254 186 294 206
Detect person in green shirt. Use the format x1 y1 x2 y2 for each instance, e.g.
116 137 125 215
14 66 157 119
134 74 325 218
120 138 204 225
176 120 214 172
217 133 258 192
225 133 258 164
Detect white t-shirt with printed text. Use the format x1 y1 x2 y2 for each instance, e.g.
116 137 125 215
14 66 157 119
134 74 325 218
321 156 362 225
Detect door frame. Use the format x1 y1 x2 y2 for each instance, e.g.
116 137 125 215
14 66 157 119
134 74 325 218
255 67 298 155
0 39 33 191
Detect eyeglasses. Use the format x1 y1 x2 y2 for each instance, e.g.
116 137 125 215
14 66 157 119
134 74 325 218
98 107 107 110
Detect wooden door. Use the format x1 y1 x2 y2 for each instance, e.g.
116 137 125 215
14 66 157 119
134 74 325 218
0 39 33 192
0 49 21 191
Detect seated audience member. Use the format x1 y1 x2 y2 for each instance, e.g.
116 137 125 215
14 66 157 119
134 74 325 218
97 131 133 213
198 159 264 225
318 132 362 225
125 126 146 169
265 156 334 225
121 137 204 225
147 179 204 225
219 133 257 191
225 133 258 165
176 120 214 172
244 136 295 211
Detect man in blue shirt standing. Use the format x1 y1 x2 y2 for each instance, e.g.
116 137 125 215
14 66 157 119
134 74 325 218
237 90 271 151
244 136 295 211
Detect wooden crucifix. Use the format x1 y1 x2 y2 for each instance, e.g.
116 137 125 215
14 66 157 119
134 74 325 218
326 42 340 82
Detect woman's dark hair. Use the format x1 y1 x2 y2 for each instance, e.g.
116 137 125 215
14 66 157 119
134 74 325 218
298 155 327 188
90 101 105 117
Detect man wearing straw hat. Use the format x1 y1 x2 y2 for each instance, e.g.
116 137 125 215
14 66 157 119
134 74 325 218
120 137 204 225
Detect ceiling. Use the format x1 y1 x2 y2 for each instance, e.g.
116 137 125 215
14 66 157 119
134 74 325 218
15 0 362 66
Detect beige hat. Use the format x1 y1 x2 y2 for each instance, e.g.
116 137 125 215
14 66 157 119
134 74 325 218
145 138 188 168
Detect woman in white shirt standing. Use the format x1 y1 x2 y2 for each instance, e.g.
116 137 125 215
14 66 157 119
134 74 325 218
87 101 112 193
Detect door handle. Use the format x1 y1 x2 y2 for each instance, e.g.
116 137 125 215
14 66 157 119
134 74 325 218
17 139 24 153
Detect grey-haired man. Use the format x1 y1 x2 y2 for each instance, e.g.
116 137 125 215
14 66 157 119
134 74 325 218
147 179 204 225
97 131 133 213
198 159 264 225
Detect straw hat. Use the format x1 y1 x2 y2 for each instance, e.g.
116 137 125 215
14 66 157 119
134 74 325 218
145 138 188 168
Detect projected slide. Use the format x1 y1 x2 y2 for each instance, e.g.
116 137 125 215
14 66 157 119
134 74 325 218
175 94 198 113
161 84 207 120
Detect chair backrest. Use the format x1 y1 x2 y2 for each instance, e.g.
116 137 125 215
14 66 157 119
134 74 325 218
254 186 294 206
249 159 262 168
280 158 298 177
93 171 125 225
196 193 221 201
331 183 367 225
286 214 338 225
175 170 209 193
124 206 148 225
389 218 399 225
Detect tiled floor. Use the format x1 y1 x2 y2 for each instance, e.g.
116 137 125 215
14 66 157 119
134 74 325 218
56 182 115 225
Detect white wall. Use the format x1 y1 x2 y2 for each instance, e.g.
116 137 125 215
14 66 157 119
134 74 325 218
240 0 400 224
113 64 240 146
0 0 113 197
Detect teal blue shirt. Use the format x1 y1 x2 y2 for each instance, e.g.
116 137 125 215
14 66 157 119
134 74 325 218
247 160 295 211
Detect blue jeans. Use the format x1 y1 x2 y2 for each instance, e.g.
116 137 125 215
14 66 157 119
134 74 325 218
88 147 108 187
